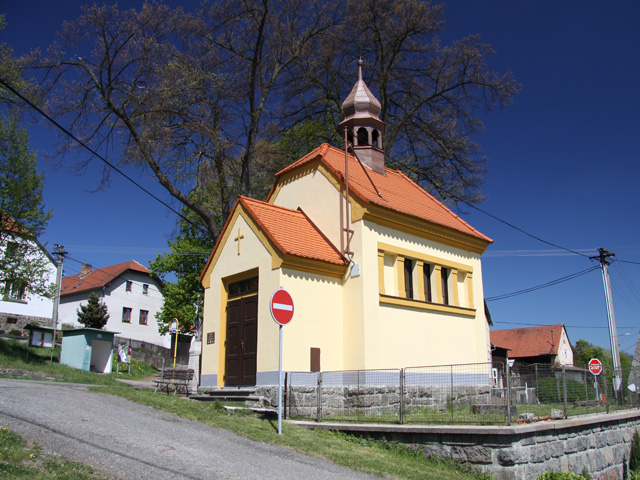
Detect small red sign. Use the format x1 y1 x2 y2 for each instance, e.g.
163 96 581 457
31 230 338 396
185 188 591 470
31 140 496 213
270 288 294 326
589 358 603 376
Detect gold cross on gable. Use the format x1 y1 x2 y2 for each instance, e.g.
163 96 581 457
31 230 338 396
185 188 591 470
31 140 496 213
234 228 245 255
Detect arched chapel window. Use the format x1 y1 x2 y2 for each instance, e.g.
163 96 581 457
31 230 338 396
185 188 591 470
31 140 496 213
357 127 368 146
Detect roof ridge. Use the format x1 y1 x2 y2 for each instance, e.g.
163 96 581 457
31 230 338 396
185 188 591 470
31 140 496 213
275 143 330 177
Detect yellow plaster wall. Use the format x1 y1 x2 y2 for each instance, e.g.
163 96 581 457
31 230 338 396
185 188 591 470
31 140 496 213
276 268 344 372
270 169 344 251
340 219 368 370
201 210 347 383
200 214 281 385
273 161 370 371
359 221 490 368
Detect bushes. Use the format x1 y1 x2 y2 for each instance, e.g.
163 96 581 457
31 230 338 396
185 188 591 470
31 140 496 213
536 377 596 403
534 471 590 479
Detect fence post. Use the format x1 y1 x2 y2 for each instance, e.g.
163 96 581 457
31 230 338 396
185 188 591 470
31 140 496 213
562 365 568 419
316 372 322 423
400 368 405 425
284 372 288 420
604 367 609 413
506 361 511 426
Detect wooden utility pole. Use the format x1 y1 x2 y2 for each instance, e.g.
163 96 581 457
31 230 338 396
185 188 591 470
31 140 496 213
50 244 67 362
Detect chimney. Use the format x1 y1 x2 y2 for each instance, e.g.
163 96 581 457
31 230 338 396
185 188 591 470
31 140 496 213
81 263 92 275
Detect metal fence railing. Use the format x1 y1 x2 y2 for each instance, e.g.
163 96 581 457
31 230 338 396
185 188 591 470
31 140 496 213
285 362 640 425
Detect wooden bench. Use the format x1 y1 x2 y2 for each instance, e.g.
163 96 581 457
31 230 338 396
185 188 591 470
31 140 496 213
153 368 194 396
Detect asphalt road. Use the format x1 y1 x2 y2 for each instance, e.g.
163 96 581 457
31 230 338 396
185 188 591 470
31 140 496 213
0 379 383 479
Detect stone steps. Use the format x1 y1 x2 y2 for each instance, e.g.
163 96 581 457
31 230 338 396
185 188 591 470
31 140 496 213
191 387 259 404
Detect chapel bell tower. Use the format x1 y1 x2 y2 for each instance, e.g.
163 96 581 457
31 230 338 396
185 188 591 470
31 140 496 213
338 60 386 175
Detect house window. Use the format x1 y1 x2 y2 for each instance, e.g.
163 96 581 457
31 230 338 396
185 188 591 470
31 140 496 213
403 258 414 299
7 317 17 324
139 310 148 325
6 242 19 257
441 267 449 305
122 307 132 323
125 281 132 292
142 284 149 295
4 280 26 301
377 243 475 316
423 263 432 302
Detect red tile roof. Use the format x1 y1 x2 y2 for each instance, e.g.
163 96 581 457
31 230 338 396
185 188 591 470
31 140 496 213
240 196 348 266
273 144 492 244
491 324 567 358
61 260 149 296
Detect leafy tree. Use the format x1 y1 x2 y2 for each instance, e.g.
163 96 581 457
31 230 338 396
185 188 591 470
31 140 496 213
77 292 110 329
573 339 607 367
0 112 54 299
0 15 37 107
287 0 521 204
17 0 518 240
149 208 216 335
573 339 632 394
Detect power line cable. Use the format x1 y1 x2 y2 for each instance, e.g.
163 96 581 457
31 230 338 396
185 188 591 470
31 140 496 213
486 266 600 302
492 321 637 329
398 159 593 258
619 260 640 266
6 77 635 271
0 77 209 237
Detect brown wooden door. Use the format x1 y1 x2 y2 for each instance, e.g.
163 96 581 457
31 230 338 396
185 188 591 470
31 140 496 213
225 294 258 386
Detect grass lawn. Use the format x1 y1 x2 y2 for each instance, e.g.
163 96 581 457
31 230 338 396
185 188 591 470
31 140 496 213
0 427 108 479
0 338 155 385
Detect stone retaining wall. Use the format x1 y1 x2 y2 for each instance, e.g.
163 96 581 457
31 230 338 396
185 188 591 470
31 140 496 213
294 410 640 479
0 313 51 335
257 384 500 420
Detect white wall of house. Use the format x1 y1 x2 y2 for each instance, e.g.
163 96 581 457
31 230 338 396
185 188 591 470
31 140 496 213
557 329 574 365
59 271 169 348
0 238 56 329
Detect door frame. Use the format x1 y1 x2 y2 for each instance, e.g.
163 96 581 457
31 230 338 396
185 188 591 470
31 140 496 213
224 293 258 386
218 269 259 387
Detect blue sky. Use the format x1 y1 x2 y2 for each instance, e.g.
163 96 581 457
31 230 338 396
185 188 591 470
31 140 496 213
2 1 640 355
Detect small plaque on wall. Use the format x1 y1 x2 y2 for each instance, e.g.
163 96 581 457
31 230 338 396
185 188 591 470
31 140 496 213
207 332 215 344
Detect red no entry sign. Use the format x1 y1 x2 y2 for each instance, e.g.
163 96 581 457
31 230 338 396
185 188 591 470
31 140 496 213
589 358 603 376
270 288 294 326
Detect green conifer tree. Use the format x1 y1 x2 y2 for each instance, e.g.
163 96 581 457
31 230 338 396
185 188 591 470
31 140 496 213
77 292 110 329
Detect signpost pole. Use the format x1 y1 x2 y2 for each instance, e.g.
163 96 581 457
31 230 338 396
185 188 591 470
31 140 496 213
270 287 294 437
171 319 178 371
278 324 283 435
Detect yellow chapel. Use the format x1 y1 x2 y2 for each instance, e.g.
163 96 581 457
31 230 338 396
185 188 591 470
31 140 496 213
199 63 493 388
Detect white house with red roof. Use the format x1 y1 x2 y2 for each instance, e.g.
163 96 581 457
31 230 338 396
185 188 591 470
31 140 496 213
491 324 574 366
199 63 493 387
59 260 168 348
0 233 56 334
